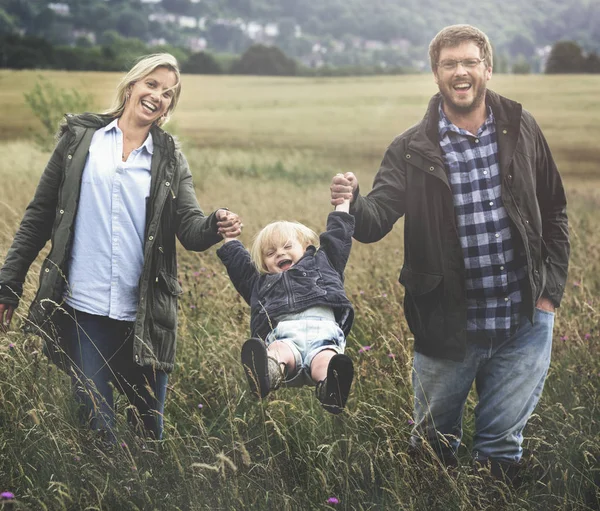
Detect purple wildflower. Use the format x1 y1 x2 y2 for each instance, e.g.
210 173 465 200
358 345 372 354
585 333 591 340
197 403 203 409
359 290 365 295
190 305 196 309
121 442 127 448
388 353 396 360
560 335 568 341
1 492 15 500
73 455 81 462
8 343 15 349
573 281 581 287
326 497 339 505
381 293 388 298
408 419 415 426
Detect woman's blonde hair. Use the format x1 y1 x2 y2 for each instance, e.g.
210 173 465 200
104 53 182 127
250 221 320 274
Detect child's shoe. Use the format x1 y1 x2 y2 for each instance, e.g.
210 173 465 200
315 353 354 414
241 338 284 398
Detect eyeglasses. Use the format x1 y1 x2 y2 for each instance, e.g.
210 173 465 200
438 58 485 71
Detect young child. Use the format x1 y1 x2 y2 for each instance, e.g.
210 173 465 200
216 196 354 414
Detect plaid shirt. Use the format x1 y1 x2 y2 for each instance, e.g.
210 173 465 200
438 104 527 338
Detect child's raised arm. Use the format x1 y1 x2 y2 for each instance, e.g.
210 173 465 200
335 199 350 214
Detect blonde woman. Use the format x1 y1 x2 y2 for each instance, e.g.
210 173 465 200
0 54 242 441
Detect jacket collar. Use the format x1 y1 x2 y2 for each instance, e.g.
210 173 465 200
61 113 173 153
409 89 523 168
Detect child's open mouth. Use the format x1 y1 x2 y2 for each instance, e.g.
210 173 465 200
277 259 293 271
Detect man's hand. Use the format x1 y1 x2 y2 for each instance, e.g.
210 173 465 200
0 303 15 333
536 296 555 313
216 209 243 241
330 172 358 207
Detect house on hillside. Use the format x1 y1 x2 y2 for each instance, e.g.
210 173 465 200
48 3 70 16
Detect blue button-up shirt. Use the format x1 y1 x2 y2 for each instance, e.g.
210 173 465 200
438 104 527 338
65 119 153 321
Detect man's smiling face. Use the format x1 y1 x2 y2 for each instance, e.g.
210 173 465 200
434 41 492 117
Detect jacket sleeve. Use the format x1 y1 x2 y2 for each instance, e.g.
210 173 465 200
216 240 258 306
0 134 69 307
535 124 570 307
350 141 406 243
319 211 355 277
174 151 224 251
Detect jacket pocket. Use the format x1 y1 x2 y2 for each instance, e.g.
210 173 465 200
153 270 183 330
399 267 444 341
288 267 327 305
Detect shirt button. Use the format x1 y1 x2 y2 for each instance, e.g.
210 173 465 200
475 138 479 143
483 170 488 175
495 233 500 238
502 129 508 134
489 201 493 206
500 266 504 270
148 235 154 241
504 297 509 302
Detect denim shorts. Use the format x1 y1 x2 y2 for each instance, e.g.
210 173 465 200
265 306 346 387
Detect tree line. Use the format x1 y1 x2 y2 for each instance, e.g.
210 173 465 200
1 33 599 76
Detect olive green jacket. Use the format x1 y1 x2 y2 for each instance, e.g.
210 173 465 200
0 113 222 372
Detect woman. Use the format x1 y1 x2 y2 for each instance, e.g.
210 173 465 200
0 54 241 440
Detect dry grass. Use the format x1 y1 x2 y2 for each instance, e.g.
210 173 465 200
0 71 599 510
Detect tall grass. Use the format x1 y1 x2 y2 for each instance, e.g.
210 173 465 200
0 73 599 510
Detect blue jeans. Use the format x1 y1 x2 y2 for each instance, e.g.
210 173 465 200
266 306 346 387
411 309 554 464
58 306 168 441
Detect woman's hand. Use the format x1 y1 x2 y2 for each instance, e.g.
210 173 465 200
0 303 15 332
216 209 243 241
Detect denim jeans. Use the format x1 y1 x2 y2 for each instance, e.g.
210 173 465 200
411 308 554 464
266 306 346 387
58 306 168 441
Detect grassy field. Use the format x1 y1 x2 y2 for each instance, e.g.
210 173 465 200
0 70 599 510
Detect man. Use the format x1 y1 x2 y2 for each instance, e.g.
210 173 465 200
330 24 569 481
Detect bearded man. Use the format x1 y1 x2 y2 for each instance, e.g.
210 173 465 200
330 24 569 482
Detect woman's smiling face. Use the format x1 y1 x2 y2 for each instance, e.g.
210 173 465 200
124 67 177 126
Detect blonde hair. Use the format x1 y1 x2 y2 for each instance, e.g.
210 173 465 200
104 53 182 127
250 221 319 274
429 24 493 72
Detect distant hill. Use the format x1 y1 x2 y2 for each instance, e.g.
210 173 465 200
1 0 599 70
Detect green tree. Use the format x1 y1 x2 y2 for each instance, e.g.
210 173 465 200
584 52 600 73
182 51 222 74
231 44 297 76
546 40 586 73
0 7 16 35
512 55 531 74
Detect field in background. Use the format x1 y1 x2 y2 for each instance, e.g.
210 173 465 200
0 71 599 510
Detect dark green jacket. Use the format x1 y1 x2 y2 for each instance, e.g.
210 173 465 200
0 113 223 372
351 90 570 361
